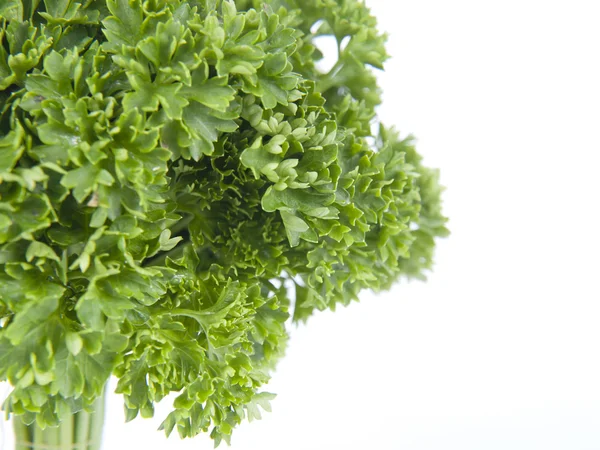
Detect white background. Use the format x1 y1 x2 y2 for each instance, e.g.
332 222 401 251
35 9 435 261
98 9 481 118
3 0 600 449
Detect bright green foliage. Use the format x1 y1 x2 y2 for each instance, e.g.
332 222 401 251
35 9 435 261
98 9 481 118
0 0 448 445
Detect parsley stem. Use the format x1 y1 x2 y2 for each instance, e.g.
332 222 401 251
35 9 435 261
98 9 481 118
33 423 45 448
12 417 30 450
11 386 107 450
59 416 73 450
74 407 90 449
168 214 193 238
317 60 346 93
88 385 106 450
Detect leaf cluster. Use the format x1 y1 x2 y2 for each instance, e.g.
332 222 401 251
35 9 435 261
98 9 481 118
0 0 448 445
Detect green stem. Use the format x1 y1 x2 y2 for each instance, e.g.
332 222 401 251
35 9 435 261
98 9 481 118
33 423 47 448
74 407 90 450
12 385 107 450
12 417 30 450
88 386 106 450
316 59 346 93
169 214 193 237
59 416 73 450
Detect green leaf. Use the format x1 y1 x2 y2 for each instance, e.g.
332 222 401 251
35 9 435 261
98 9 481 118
61 165 115 203
245 392 276 421
182 103 238 158
54 348 85 398
75 296 104 330
102 0 143 47
65 332 83 356
280 210 314 247
43 0 73 18
261 186 335 214
25 241 60 262
155 84 188 120
0 0 23 21
37 119 80 145
122 88 159 113
5 296 60 345
0 126 25 172
182 68 236 112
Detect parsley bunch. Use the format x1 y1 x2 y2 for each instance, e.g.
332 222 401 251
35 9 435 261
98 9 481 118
0 0 448 446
